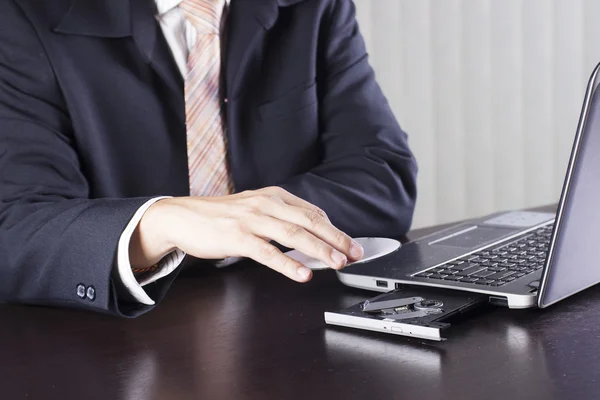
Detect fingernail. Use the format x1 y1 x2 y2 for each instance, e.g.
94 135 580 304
297 267 311 280
331 250 347 268
350 241 364 259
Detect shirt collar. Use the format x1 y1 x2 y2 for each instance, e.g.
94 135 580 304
155 0 231 16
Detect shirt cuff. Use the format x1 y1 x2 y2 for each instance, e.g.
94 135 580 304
116 197 186 305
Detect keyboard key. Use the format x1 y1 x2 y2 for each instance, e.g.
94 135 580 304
471 269 496 278
438 269 458 275
523 269 536 274
501 276 517 283
429 273 448 280
499 262 516 268
488 266 507 272
479 261 498 268
459 277 479 283
475 279 496 285
487 271 515 280
442 275 462 281
430 268 447 274
461 265 485 275
449 263 477 271
530 263 541 268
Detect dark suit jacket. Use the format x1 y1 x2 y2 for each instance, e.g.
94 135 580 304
0 0 418 317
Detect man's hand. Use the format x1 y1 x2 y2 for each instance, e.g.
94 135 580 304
129 187 364 282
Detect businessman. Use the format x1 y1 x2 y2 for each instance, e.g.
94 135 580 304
0 0 418 317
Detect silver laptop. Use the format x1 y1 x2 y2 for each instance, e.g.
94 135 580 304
337 61 600 309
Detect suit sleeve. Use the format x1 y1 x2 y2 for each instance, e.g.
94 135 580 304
0 1 178 316
279 0 418 239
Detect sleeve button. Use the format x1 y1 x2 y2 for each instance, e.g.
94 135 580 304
86 286 96 302
76 284 86 299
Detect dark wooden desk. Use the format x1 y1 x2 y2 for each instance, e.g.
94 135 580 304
2 210 600 400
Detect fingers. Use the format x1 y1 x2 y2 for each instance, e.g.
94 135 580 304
266 186 327 214
258 192 364 261
252 216 348 270
242 235 313 283
191 188 364 281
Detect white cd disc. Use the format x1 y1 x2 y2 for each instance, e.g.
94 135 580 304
346 237 401 266
285 237 401 270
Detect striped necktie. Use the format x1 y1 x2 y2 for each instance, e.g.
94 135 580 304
180 0 233 196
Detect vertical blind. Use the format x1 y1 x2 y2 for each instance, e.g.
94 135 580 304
354 0 600 228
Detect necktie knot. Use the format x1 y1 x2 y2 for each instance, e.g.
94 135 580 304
180 0 225 34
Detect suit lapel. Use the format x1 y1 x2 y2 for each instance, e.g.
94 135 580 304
130 0 184 100
224 0 279 101
130 0 185 125
55 0 184 103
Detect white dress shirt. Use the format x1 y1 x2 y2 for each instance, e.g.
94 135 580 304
114 0 231 305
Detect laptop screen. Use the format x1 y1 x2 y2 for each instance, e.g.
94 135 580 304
539 62 600 308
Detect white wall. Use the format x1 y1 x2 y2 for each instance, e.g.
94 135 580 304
354 0 600 228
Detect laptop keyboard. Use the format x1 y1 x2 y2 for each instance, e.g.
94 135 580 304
414 225 553 287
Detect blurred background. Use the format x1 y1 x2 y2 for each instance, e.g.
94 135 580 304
353 0 600 228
